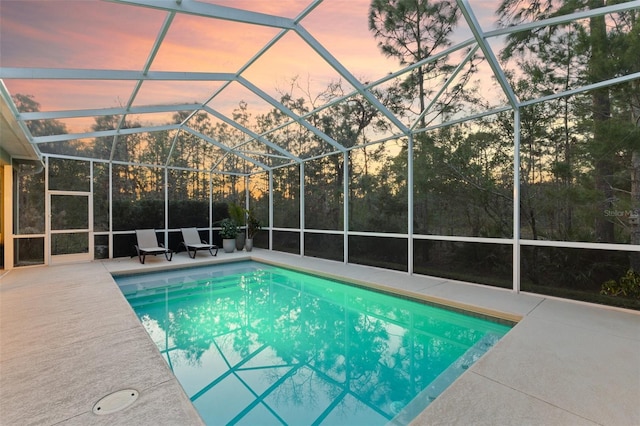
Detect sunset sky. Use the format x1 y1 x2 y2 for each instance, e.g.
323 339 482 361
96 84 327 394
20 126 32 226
0 0 505 133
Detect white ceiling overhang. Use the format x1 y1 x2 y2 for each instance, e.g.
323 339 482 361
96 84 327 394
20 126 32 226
0 93 39 162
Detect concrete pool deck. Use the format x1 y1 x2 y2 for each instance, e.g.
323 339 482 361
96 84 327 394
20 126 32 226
1 249 638 425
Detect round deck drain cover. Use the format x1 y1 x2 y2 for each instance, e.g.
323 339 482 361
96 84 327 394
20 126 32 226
93 389 139 415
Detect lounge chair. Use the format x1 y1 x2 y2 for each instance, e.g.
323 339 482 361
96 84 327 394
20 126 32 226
180 227 218 259
134 229 173 264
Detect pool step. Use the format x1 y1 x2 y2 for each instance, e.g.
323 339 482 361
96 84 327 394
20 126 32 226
124 274 254 306
115 262 272 292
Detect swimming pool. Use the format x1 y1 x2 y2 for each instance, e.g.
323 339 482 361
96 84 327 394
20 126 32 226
116 261 512 425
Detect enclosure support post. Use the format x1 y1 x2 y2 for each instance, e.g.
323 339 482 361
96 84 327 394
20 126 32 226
343 151 349 264
269 169 273 251
513 108 521 293
300 162 305 257
245 175 250 238
164 166 169 245
44 156 50 265
108 161 113 259
408 133 414 275
208 172 213 244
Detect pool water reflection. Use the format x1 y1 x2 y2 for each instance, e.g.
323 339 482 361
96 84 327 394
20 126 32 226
117 262 512 425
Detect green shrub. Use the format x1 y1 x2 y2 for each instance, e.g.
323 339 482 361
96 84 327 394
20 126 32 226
219 218 238 239
600 269 640 299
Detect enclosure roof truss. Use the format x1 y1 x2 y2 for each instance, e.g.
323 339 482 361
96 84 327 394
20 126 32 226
0 0 638 174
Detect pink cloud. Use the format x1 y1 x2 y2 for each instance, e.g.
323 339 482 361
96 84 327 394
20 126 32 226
150 13 281 73
1 0 164 69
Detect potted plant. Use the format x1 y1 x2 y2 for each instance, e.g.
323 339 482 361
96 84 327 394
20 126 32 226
245 210 262 252
219 218 238 253
228 202 246 251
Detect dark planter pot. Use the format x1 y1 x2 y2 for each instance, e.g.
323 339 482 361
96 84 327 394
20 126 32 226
235 234 245 251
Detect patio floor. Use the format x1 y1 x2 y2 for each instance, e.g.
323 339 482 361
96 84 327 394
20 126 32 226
1 249 638 425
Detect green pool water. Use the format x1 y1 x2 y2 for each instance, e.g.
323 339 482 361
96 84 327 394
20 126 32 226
116 261 512 425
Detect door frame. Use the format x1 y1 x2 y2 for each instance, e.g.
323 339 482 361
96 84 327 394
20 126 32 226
47 190 93 264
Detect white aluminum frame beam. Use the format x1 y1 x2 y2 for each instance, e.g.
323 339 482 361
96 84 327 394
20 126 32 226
0 68 236 81
484 1 640 40
202 105 300 162
295 25 411 135
31 124 182 144
183 127 269 171
457 0 519 109
107 0 296 29
111 10 177 161
237 76 346 153
410 45 481 131
19 103 201 121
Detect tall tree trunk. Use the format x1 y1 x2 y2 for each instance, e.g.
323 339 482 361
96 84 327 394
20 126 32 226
589 1 615 243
